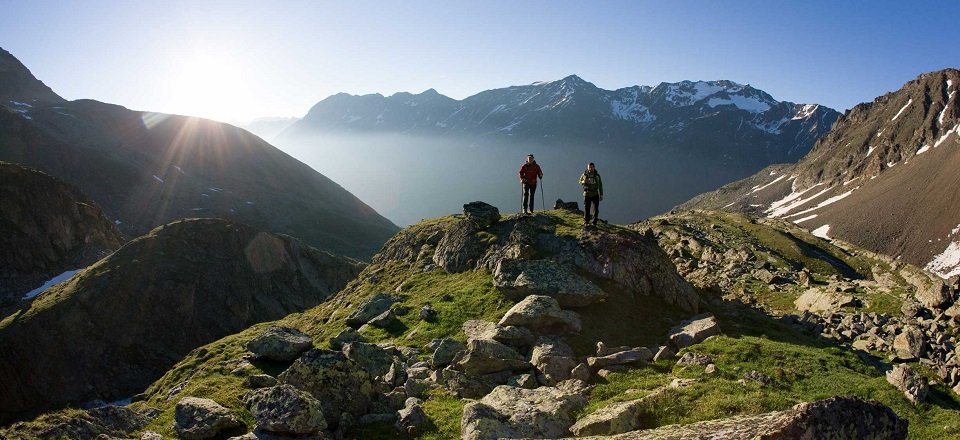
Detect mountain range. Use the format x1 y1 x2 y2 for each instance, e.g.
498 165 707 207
0 47 398 260
272 75 839 225
682 68 960 279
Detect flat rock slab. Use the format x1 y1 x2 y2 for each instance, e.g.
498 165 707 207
175 397 244 440
668 313 721 349
794 288 854 314
498 295 582 335
246 326 314 362
600 396 907 439
461 382 588 440
493 259 608 308
345 293 398 328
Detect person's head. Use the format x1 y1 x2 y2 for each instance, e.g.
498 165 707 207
587 162 596 172
526 154 535 163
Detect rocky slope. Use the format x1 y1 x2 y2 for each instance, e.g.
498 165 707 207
0 218 364 423
0 161 123 306
7 205 953 439
276 75 839 225
0 47 398 259
681 68 960 279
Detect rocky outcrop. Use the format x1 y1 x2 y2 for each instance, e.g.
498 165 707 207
886 364 929 404
244 384 327 435
794 288 855 313
498 295 582 335
278 349 377 427
0 162 123 306
452 339 529 376
570 397 649 436
174 397 244 440
0 405 155 440
667 314 721 349
345 293 398 328
246 326 314 362
493 258 607 307
605 397 907 439
461 381 589 440
0 218 363 423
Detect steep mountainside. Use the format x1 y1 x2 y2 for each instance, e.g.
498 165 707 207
276 76 839 225
7 206 954 439
0 218 364 423
0 162 123 306
682 69 960 278
0 47 398 259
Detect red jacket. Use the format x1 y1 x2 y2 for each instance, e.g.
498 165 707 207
519 162 543 185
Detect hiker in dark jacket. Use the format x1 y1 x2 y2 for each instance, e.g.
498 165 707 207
579 162 603 226
518 154 543 214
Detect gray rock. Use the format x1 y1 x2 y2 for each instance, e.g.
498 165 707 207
794 288 855 313
463 201 500 228
463 320 535 348
530 336 577 386
396 400 429 435
743 370 773 386
244 384 327 435
174 397 244 440
887 364 929 404
917 280 955 310
247 374 278 389
345 294 398 328
677 351 713 366
328 328 365 350
429 338 466 369
433 219 488 273
668 313 721 349
246 326 314 362
507 373 539 389
435 367 511 399
587 349 647 370
653 346 675 362
493 259 608 308
419 304 437 321
461 383 588 440
342 342 396 379
570 363 592 382
498 295 582 335
596 341 633 356
893 326 927 360
278 349 376 427
367 309 398 328
603 397 907 439
569 397 648 436
453 339 529 375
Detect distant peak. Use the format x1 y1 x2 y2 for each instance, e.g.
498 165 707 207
419 88 440 96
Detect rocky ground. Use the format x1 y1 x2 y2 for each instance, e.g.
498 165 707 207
2 205 958 439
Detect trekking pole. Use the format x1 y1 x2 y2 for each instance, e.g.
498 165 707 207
540 177 545 211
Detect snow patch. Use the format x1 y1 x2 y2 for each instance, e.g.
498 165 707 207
933 123 960 148
792 104 819 120
208 187 223 192
114 219 121 225
793 214 818 223
925 240 960 278
23 270 79 300
766 183 829 217
811 224 831 240
707 95 772 113
891 99 912 121
152 175 164 183
749 175 787 194
916 144 932 155
786 188 858 218
865 146 875 157
610 100 655 123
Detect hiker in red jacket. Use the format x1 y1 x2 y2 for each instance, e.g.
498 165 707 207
518 154 543 214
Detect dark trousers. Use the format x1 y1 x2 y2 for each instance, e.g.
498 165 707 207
584 195 600 224
522 183 537 212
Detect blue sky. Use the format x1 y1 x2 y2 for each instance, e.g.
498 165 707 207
2 0 958 122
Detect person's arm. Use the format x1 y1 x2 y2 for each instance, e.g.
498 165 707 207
519 165 525 183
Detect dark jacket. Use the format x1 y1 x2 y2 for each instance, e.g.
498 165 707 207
579 170 603 198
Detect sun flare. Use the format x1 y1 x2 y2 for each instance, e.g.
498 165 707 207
171 51 248 122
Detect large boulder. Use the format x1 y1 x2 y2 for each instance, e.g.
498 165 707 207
342 342 396 379
278 349 376 427
246 326 314 362
587 348 650 370
244 384 327 435
463 201 500 228
916 280 955 310
463 320 535 349
345 293 398 328
794 288 855 314
886 364 929 404
668 313 721 349
434 367 512 399
498 295 582 335
173 397 244 440
493 259 608 307
892 326 927 360
453 339 529 376
530 336 577 386
428 338 466 369
461 381 589 440
603 397 907 439
569 397 648 436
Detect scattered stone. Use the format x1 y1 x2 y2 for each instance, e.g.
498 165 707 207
587 349 647 370
244 384 327 435
463 320 535 349
901 300 923 319
498 295 582 335
453 339 529 375
278 349 376 427
493 259 608 307
670 378 697 388
886 364 929 404
569 397 648 436
704 364 717 374
419 304 437 321
367 309 398 328
460 383 588 440
743 370 773 386
596 341 633 356
463 201 500 228
653 346 675 362
429 338 466 369
570 363 592 382
247 374 278 389
345 294 398 328
530 336 577 386
396 399 429 435
245 326 314 362
892 326 927 360
329 328 365 350
677 351 713 366
342 342 395 379
917 280 955 310
668 313 721 349
174 397 244 440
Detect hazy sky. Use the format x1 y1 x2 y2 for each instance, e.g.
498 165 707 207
2 1 958 123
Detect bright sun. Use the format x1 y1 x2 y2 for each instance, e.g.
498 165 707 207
171 51 248 123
